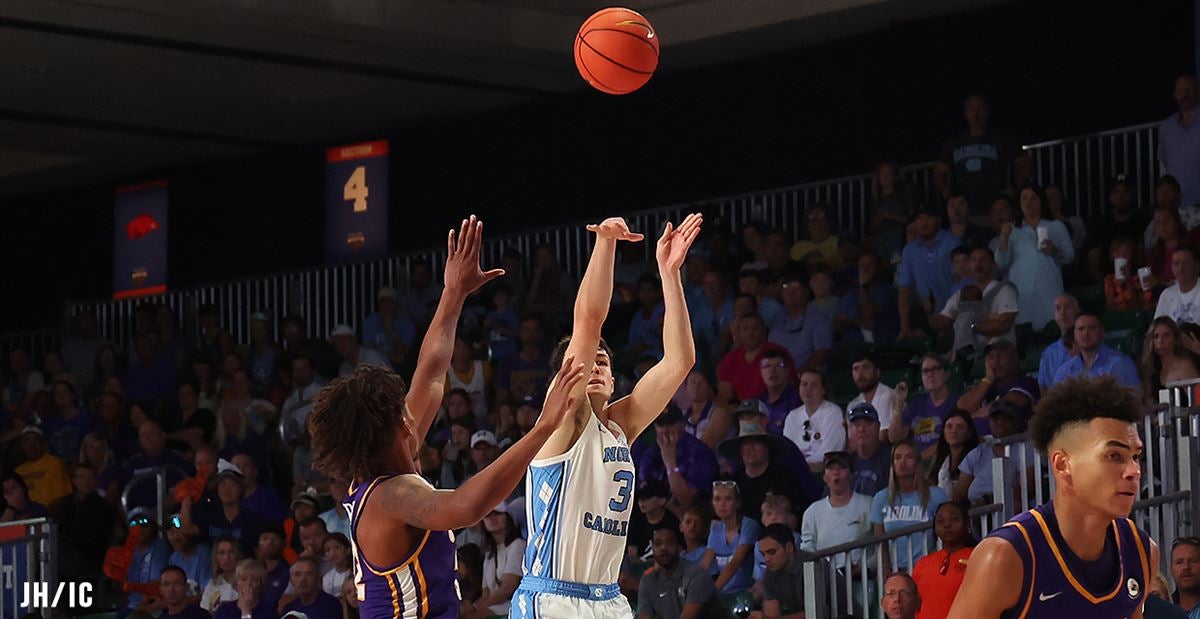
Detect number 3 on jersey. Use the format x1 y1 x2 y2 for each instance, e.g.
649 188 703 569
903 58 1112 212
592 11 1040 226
344 165 369 212
609 470 634 512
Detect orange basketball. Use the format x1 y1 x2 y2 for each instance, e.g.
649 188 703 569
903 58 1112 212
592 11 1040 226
574 7 660 95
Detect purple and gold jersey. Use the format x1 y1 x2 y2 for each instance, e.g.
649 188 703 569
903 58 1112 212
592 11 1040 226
345 474 460 619
988 502 1150 619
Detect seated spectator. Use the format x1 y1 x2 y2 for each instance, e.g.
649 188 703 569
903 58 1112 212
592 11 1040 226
79 430 124 504
932 247 1018 360
912 501 976 619
1104 239 1153 311
897 205 959 340
949 245 973 294
361 286 416 369
1147 206 1200 288
1 471 48 522
430 390 481 447
124 334 177 414
322 533 352 597
466 430 501 483
752 495 802 581
14 425 72 507
63 311 109 389
928 409 981 498
217 369 277 435
881 572 922 619
626 274 667 362
1145 176 1191 250
768 272 832 372
231 453 287 523
782 369 846 473
256 527 291 608
125 419 193 510
1038 294 1081 390
871 442 948 571
807 265 840 325
956 340 1039 437
525 246 576 333
159 564 211 619
892 354 958 461
690 270 736 367
995 185 1073 330
847 404 890 497
1171 537 1200 618
869 161 915 263
1157 247 1200 326
837 251 900 346
456 544 485 613
216 403 269 479
318 478 351 538
330 325 391 376
447 335 491 423
1087 175 1149 283
124 512 173 614
637 408 718 515
281 354 326 494
719 421 808 521
4 348 45 420
439 418 475 488
53 463 115 579
1142 317 1200 404
700 481 760 594
847 353 899 442
800 452 873 567
952 401 1034 505
182 459 265 557
212 559 274 619
280 557 341 618
494 315 552 407
1160 75 1200 210
734 400 821 499
164 381 217 455
682 371 735 451
791 205 843 269
627 480 679 564
679 505 712 566
42 380 91 462
200 537 241 613
718 313 795 403
946 193 996 250
757 351 801 434
298 517 332 573
738 268 787 331
756 524 805 619
637 526 723 619
462 504 525 618
247 312 280 395
1051 313 1141 392
167 512 213 594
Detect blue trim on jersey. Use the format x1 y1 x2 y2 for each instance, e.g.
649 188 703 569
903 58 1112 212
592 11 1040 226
517 576 622 601
525 461 566 579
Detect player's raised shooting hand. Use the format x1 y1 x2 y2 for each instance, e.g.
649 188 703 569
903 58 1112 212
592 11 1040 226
587 217 644 242
535 354 586 431
444 214 504 295
656 213 703 273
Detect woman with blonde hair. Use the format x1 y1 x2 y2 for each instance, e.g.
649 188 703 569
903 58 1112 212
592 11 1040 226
200 536 242 613
871 441 948 571
78 431 123 506
211 558 271 619
1140 316 1200 404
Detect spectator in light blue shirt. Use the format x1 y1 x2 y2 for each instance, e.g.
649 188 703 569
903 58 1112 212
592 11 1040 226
689 271 735 366
897 206 959 340
1159 75 1200 209
361 286 416 369
1051 314 1141 393
1038 294 1080 390
627 274 666 361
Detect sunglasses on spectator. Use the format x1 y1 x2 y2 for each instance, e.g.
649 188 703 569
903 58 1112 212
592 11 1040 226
802 419 811 442
760 361 787 370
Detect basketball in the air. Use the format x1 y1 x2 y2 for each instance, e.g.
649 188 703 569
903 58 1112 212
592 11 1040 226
574 7 660 95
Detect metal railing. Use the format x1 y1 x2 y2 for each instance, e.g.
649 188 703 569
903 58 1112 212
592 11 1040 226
0 120 1161 355
0 518 58 619
800 382 1198 619
120 465 189 524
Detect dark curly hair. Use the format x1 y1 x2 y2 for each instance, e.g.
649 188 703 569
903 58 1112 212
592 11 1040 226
309 365 410 482
1030 376 1141 453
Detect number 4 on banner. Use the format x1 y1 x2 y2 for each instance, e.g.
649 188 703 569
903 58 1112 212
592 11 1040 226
344 166 368 212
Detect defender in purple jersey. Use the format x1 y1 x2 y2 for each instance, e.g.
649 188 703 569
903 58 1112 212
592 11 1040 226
949 376 1161 619
308 216 587 619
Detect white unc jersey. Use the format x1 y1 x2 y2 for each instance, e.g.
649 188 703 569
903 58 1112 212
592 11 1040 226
522 412 636 585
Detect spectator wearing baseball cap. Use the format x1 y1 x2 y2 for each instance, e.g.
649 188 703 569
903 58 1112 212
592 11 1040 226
626 479 679 565
330 324 393 376
361 286 417 370
955 339 1040 437
184 459 266 557
720 421 810 520
847 403 891 497
799 451 873 571
14 425 72 507
467 431 500 482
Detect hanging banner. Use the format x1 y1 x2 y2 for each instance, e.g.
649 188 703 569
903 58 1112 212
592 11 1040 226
113 180 168 300
325 140 389 262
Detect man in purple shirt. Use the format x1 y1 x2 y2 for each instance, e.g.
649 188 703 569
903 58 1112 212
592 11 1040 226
636 407 718 514
124 420 193 510
955 340 1039 437
123 334 177 414
280 557 342 619
230 453 287 523
757 349 800 434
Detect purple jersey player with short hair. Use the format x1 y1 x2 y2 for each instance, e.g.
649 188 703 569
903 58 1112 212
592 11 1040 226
948 376 1160 619
308 216 586 619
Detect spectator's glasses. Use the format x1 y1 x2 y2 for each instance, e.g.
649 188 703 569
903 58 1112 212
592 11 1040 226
1173 536 1200 551
802 420 811 441
760 361 787 370
128 516 151 528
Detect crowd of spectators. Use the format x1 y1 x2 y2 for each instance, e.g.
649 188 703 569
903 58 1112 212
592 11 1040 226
2 77 1200 619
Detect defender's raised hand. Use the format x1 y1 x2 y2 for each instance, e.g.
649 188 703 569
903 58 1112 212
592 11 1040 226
656 213 703 273
444 214 505 295
586 217 644 242
534 354 587 431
